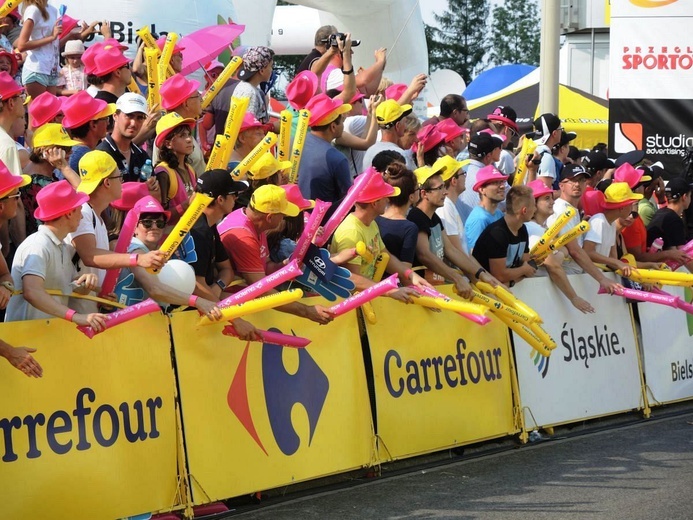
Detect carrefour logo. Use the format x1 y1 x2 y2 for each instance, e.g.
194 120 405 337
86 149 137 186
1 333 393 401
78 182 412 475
227 331 329 456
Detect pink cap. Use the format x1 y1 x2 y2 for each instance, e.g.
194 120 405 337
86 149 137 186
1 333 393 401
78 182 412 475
353 168 401 203
156 35 185 54
29 92 63 129
81 42 103 75
282 184 315 211
239 112 271 133
479 128 507 143
436 118 465 142
0 71 23 100
160 73 200 111
412 124 445 153
59 15 80 41
385 83 407 101
134 194 171 219
527 179 554 199
0 158 29 198
92 46 130 77
613 163 650 189
61 91 114 129
204 59 224 72
34 180 89 221
305 93 351 127
581 187 604 218
473 165 509 192
103 38 129 51
111 182 150 212
286 70 318 110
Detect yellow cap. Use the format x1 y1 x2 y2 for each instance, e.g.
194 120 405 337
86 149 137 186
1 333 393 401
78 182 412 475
375 99 413 127
250 184 300 217
414 161 448 186
248 152 292 180
432 155 468 182
33 123 81 148
77 150 118 194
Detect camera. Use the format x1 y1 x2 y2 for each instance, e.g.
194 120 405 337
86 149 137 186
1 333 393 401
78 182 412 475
321 33 361 48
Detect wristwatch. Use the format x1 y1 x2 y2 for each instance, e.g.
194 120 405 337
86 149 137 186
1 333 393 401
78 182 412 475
215 279 226 291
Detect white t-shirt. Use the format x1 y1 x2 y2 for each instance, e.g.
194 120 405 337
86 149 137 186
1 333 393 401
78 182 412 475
584 212 617 257
536 144 556 183
341 115 368 178
23 5 59 76
547 197 583 274
496 149 515 176
66 203 110 313
436 196 468 254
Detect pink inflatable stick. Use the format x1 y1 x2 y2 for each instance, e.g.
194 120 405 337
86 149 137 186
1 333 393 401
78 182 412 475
597 286 678 308
222 325 311 348
650 287 693 315
416 285 491 325
217 259 303 309
327 273 399 317
290 199 331 264
77 298 161 339
99 207 141 298
315 167 378 247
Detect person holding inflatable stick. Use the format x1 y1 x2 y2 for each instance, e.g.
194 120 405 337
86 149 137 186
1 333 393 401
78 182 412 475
219 184 334 324
546 164 623 294
584 182 660 275
524 180 594 313
201 57 242 110
329 169 433 302
408 165 504 299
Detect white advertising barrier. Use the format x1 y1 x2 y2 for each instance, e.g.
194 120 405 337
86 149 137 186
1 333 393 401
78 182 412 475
511 274 644 428
638 285 693 404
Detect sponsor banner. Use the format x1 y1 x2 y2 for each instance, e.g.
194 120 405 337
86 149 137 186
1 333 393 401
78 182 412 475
610 16 693 100
609 98 693 172
171 302 373 504
639 286 693 403
511 275 644 427
364 285 516 461
0 315 178 520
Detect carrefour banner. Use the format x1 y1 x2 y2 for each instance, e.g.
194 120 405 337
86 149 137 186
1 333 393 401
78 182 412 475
511 275 644 428
171 303 373 504
0 315 178 520
364 285 516 461
609 0 693 171
639 286 693 404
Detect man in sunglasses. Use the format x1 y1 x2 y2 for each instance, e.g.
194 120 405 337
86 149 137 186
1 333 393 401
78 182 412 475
97 93 155 185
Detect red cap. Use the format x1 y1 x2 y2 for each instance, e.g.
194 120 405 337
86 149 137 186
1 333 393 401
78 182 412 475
160 74 200 111
0 71 23 100
286 70 318 110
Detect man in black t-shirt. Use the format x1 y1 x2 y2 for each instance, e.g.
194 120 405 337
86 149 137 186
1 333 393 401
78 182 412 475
647 177 692 256
297 25 339 74
472 185 536 286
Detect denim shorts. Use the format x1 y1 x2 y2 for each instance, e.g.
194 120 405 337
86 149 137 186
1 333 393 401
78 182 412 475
22 69 59 87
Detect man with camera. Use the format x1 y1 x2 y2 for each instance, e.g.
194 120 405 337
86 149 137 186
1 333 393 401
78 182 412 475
297 25 340 74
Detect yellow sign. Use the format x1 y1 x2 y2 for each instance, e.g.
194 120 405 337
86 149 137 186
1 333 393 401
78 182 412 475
364 285 517 460
0 314 178 520
171 299 374 504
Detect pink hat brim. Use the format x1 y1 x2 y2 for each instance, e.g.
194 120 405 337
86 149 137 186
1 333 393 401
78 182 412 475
34 191 89 221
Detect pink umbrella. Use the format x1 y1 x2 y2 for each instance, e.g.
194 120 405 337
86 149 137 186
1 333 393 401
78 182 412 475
178 23 245 76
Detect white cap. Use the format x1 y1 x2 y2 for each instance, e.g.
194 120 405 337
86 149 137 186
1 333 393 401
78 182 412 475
116 93 148 115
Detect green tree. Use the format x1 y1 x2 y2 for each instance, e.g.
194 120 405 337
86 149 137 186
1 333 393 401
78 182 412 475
489 0 540 66
426 0 491 85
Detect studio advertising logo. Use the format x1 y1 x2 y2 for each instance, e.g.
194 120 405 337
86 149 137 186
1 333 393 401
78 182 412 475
227 331 329 456
614 122 693 158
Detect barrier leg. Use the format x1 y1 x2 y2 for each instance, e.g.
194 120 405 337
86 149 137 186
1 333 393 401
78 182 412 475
505 328 529 444
629 303 652 419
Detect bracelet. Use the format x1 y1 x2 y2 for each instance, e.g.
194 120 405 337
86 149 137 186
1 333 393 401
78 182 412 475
401 269 413 281
474 267 486 280
0 280 14 292
64 309 76 322
188 295 198 307
341 67 354 75
129 253 139 267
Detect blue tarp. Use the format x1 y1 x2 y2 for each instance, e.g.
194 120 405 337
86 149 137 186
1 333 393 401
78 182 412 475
462 64 536 100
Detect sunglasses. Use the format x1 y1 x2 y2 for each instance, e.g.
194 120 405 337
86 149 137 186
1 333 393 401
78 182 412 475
0 193 20 201
425 184 446 192
107 173 124 181
139 218 167 229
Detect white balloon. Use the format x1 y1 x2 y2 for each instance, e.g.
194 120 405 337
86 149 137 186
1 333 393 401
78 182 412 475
157 260 196 295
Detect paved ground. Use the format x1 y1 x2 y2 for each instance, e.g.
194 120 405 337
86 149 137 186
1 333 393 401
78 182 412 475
234 412 693 520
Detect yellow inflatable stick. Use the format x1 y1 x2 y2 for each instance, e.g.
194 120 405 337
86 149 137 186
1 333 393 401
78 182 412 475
201 56 243 110
355 241 374 264
548 221 590 252
157 32 178 87
0 1 23 18
199 289 304 325
476 281 541 324
278 110 293 163
512 136 538 186
144 47 161 109
221 97 249 165
494 312 552 357
528 322 557 351
468 290 535 325
206 135 229 171
127 77 142 96
288 109 310 184
530 207 576 258
623 268 693 286
373 252 390 284
136 26 159 50
231 133 277 179
414 296 488 315
146 192 213 274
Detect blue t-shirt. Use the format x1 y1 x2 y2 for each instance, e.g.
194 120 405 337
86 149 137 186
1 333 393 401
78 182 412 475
297 132 352 207
375 216 419 265
69 144 91 172
464 205 503 252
